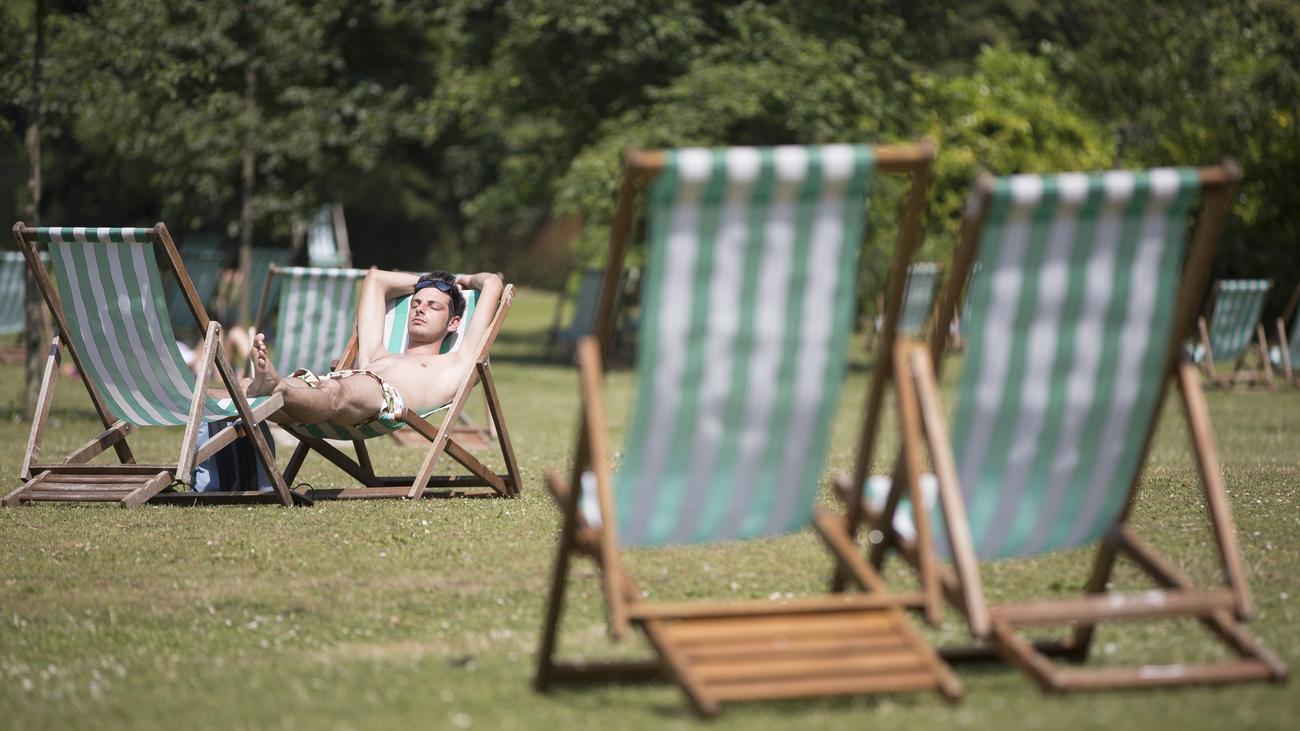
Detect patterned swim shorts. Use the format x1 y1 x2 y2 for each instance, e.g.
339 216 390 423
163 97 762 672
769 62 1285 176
290 368 406 427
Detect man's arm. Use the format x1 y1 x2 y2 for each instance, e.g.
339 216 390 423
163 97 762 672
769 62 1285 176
356 269 419 368
453 272 504 359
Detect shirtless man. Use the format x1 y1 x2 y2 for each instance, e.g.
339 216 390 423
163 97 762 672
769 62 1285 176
243 269 504 426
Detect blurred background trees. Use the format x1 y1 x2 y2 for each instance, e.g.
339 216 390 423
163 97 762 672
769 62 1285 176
2 0 1297 310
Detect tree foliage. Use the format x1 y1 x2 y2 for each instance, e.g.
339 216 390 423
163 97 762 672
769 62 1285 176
1 0 1296 312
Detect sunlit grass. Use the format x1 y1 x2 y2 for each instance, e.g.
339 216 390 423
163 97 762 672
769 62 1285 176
0 286 1295 730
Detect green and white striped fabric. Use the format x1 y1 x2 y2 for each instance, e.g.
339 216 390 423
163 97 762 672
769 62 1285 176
165 237 225 330
248 248 294 314
282 286 479 441
897 262 939 335
554 268 605 347
0 252 29 337
870 169 1202 560
36 227 269 426
585 145 876 548
1206 279 1270 361
270 267 368 374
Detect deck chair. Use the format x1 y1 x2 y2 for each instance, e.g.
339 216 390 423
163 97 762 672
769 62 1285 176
845 164 1287 692
252 265 369 374
1197 279 1274 387
1274 283 1300 386
244 247 294 322
871 262 940 351
305 204 351 268
5 223 305 508
548 267 608 358
278 281 521 499
535 143 960 717
0 251 30 337
164 235 225 334
898 262 940 334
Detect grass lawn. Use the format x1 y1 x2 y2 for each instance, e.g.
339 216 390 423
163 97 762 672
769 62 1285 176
0 285 1296 730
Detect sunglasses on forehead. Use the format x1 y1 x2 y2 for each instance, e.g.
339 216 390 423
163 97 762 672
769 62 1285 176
413 277 455 295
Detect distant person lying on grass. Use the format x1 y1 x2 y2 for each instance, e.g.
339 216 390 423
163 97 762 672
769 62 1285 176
239 269 503 426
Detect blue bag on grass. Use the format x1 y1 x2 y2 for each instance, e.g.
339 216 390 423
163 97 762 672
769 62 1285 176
192 419 277 492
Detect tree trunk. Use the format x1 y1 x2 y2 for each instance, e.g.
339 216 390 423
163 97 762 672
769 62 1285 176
23 0 48 420
237 61 256 326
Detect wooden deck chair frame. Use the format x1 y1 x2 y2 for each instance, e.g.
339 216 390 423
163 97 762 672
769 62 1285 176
1196 279 1275 388
6 222 307 508
535 143 962 717
840 162 1288 692
1275 283 1300 386
278 283 521 500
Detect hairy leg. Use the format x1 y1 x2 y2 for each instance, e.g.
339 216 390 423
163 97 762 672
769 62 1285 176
244 334 386 424
273 375 384 425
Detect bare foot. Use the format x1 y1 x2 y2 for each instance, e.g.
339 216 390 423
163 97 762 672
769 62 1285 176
246 333 282 397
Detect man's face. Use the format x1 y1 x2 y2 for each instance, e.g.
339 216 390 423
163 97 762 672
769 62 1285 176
408 287 460 344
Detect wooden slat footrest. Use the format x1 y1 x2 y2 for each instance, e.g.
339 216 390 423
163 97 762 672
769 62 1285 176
6 470 172 508
651 605 960 709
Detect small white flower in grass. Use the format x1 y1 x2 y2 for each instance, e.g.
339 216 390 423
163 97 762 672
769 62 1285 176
452 712 472 728
1103 642 1117 655
379 551 387 558
1281 592 1289 601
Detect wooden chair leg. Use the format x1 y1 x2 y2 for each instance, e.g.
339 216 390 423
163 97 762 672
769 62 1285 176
283 441 310 484
536 470 580 691
1277 320 1294 384
1255 324 1275 387
478 362 522 496
1067 532 1123 661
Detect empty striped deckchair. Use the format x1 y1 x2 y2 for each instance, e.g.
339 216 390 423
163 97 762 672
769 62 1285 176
165 235 226 333
898 262 940 334
252 265 368 374
1197 279 1274 387
846 164 1287 693
535 143 960 717
243 247 294 322
871 262 940 352
0 251 30 337
548 267 607 358
1274 283 1300 386
5 223 304 508
278 281 521 499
